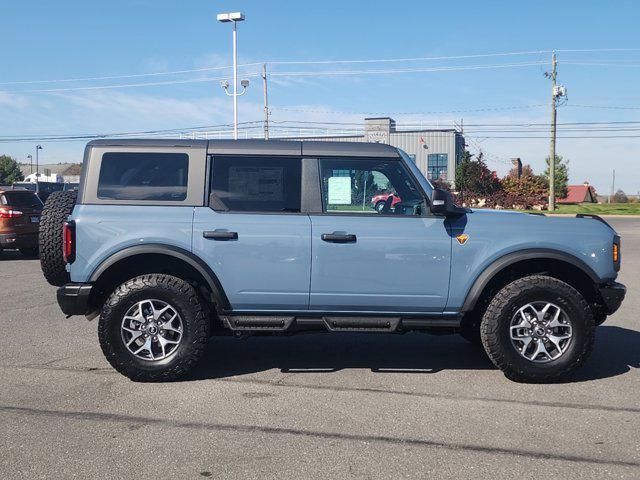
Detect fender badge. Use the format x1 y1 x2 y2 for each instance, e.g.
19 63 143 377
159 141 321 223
456 234 469 245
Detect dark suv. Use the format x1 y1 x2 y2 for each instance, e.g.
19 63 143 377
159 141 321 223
0 189 43 256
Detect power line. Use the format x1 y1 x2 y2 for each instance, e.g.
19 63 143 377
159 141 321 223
1 51 550 86
556 48 640 53
3 47 639 89
272 104 548 115
10 73 262 93
0 63 264 86
269 62 548 77
268 50 552 65
0 121 264 142
563 62 640 67
567 104 640 110
3 62 548 94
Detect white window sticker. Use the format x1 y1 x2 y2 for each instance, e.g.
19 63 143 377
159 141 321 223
328 176 351 205
228 166 284 201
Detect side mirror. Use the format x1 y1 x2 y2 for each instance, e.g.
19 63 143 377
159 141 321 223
430 188 465 216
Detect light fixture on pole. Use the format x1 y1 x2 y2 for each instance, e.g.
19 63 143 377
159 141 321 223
35 145 43 180
27 154 33 174
217 11 248 140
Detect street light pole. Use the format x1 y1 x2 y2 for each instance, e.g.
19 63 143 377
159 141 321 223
27 154 33 174
35 145 42 181
232 20 238 139
217 12 247 140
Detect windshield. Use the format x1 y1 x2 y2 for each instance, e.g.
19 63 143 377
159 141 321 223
396 148 433 197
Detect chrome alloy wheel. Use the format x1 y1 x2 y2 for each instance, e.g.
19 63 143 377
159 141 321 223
120 299 183 361
509 302 573 363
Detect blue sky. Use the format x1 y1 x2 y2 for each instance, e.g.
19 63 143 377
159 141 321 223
2 0 640 194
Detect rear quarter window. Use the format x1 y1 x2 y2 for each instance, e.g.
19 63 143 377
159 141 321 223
97 152 189 201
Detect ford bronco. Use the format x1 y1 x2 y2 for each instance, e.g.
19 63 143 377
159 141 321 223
39 139 626 382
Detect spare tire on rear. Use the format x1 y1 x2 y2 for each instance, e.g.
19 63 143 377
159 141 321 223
39 190 77 286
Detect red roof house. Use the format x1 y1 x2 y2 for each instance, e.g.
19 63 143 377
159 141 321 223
558 182 597 204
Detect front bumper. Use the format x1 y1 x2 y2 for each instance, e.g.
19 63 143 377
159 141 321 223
0 232 38 250
598 281 626 315
57 283 93 316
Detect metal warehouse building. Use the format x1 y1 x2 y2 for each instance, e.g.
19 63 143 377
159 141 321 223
283 117 466 185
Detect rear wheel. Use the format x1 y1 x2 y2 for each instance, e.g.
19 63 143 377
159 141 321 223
480 275 595 383
98 274 210 382
39 190 77 286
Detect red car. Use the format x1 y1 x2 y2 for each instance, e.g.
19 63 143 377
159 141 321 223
0 189 43 256
371 193 402 212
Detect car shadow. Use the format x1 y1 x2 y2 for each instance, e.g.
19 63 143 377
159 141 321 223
0 250 38 261
191 331 494 381
189 325 639 382
570 325 640 383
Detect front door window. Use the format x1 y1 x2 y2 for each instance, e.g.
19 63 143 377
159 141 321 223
319 158 426 216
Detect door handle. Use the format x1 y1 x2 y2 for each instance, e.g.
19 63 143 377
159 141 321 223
321 233 357 243
203 230 238 240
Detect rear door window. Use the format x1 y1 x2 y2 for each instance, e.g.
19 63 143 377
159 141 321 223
1 191 43 208
97 152 189 201
210 156 302 213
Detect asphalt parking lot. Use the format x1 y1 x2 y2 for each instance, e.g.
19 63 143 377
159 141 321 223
0 217 638 479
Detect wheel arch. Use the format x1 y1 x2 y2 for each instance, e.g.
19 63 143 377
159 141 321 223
461 249 600 314
88 244 230 311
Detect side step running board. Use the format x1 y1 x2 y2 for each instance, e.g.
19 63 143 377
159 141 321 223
221 315 460 333
222 316 295 331
323 317 401 332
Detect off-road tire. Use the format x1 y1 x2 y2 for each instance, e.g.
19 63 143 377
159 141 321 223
98 274 209 382
480 275 595 383
374 201 386 213
39 190 77 286
19 247 39 258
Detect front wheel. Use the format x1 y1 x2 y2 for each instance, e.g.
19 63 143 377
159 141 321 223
480 275 595 383
98 274 210 382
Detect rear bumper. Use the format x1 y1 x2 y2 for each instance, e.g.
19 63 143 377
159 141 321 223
0 232 38 249
598 281 626 315
57 283 93 316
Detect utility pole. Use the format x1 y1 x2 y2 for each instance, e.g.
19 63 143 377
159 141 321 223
262 63 270 140
609 169 616 203
548 51 558 211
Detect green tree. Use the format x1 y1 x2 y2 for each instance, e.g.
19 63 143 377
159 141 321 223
0 155 24 185
502 164 548 198
613 189 628 204
454 151 501 202
543 155 569 200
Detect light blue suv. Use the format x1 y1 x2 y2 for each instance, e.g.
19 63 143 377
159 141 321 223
39 139 626 382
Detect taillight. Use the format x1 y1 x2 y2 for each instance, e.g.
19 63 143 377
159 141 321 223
63 221 76 263
0 208 23 218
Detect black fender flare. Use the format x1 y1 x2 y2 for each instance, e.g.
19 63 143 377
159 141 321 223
460 248 600 312
89 244 230 310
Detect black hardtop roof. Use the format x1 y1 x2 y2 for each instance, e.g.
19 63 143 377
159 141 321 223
86 138 400 158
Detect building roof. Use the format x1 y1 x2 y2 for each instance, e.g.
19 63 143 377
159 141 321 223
558 184 597 204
